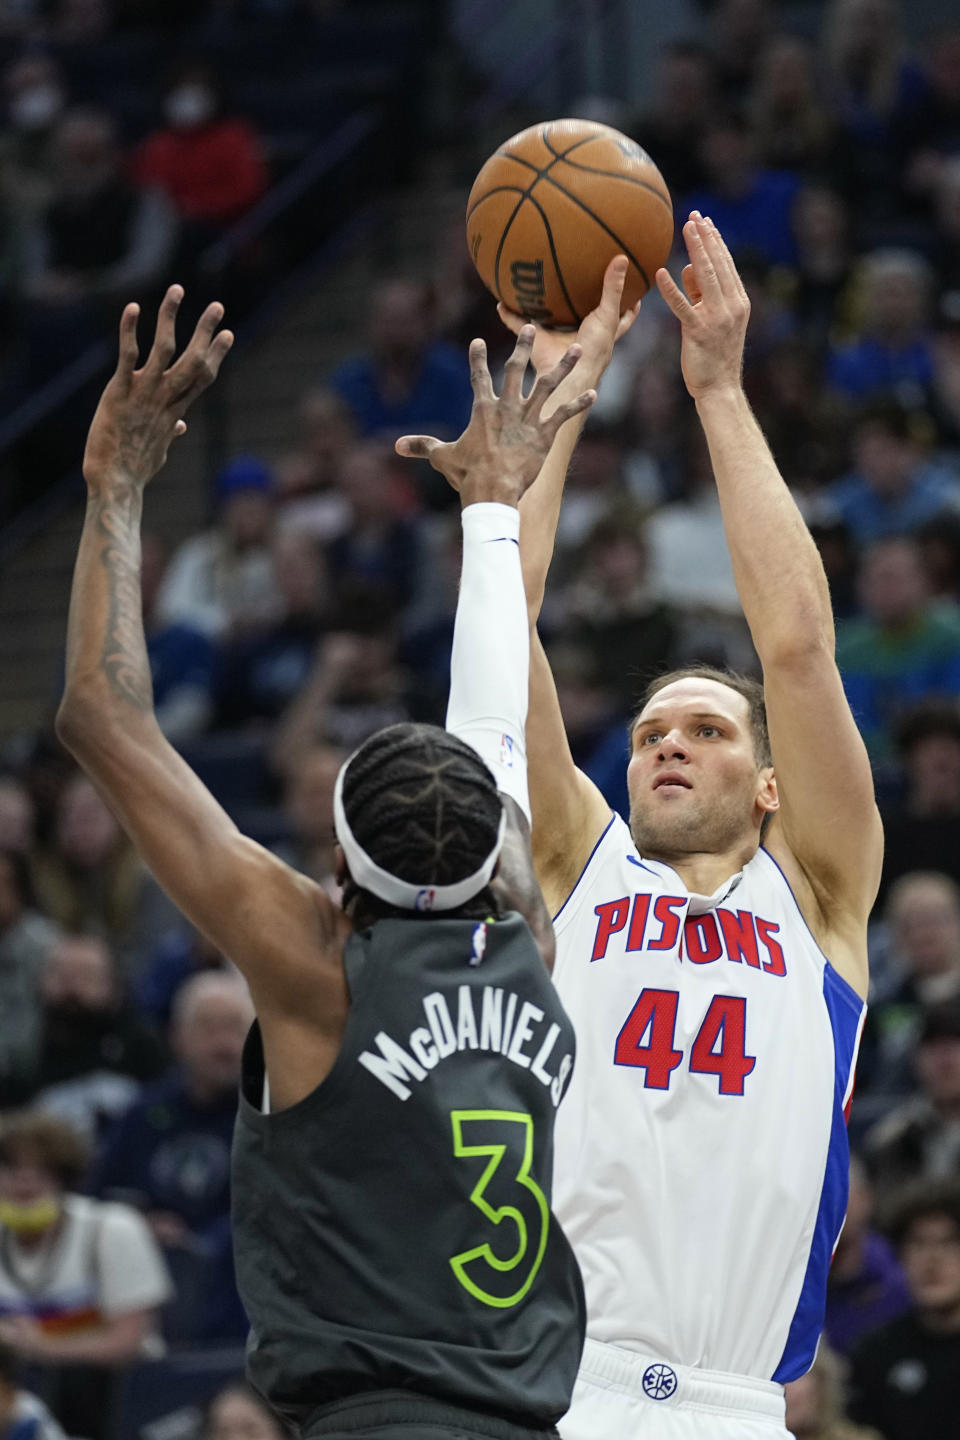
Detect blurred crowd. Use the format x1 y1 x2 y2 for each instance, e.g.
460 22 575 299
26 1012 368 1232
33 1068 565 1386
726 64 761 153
0 0 959 1437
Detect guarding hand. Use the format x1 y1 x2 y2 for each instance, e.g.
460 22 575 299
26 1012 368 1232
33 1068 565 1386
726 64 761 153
656 213 751 400
497 255 642 381
83 285 234 492
395 325 595 508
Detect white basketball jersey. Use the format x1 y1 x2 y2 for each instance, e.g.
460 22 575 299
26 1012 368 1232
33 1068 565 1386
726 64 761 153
551 813 865 1384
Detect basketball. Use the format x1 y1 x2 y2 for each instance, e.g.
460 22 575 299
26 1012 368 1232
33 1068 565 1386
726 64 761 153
466 119 674 328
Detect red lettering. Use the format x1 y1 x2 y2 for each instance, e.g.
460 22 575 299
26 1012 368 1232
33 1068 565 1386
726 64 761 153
591 897 629 962
684 913 723 965
614 988 684 1088
756 918 787 977
626 893 651 951
717 908 761 968
649 895 686 951
689 995 757 1095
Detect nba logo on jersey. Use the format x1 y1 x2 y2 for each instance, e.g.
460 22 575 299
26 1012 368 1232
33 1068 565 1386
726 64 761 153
415 888 436 912
469 922 488 966
499 734 514 768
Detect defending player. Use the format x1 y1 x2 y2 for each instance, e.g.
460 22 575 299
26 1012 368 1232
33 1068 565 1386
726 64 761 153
398 215 884 1438
55 293 596 1439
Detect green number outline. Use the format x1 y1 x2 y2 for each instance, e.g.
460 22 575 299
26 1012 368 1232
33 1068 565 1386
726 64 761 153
449 1109 550 1309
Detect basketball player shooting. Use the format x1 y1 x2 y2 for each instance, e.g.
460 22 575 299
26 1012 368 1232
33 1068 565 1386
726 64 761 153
399 213 884 1439
55 290 598 1440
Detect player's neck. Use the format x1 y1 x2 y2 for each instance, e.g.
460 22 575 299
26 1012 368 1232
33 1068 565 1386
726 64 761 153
646 842 759 900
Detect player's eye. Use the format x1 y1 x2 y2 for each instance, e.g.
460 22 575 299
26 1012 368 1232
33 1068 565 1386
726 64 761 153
641 731 661 745
698 725 720 738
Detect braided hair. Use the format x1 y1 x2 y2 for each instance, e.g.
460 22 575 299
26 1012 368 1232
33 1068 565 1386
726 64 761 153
340 723 504 927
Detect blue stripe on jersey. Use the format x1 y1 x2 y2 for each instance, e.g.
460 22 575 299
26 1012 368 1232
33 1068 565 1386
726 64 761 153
552 813 616 923
772 961 865 1383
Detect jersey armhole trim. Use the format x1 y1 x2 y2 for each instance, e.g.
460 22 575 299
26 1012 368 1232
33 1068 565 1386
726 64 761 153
552 813 617 926
759 845 839 977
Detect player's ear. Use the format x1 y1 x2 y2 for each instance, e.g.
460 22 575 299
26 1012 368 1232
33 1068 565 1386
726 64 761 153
757 769 779 815
334 844 349 888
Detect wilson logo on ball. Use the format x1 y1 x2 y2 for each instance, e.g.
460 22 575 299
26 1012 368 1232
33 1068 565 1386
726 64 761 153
509 259 551 321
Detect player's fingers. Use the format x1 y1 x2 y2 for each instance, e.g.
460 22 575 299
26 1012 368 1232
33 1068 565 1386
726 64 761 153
656 267 694 322
501 325 536 404
701 217 739 295
525 342 582 414
114 303 140 389
707 217 750 305
596 255 628 323
144 285 183 374
681 264 702 305
544 388 596 440
395 434 445 462
685 214 721 300
468 337 497 404
181 300 225 364
168 328 234 405
496 302 525 337
615 298 643 342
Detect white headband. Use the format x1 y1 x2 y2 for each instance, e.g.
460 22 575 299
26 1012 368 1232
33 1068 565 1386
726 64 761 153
332 754 506 913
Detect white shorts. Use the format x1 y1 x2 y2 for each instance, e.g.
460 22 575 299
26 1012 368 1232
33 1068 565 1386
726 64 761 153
559 1339 789 1440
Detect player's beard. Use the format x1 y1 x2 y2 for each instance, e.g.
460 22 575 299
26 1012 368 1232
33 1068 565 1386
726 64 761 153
629 784 753 863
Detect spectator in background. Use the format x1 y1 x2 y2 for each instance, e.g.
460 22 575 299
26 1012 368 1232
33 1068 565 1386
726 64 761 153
273 385 355 534
29 773 177 973
0 778 34 855
0 1338 67 1440
134 926 230 1032
848 1178 960 1440
818 399 959 545
746 35 835 175
820 0 927 227
271 627 411 769
825 1155 911 1356
272 742 344 895
879 705 960 899
202 1381 291 1440
0 1111 170 1440
862 1001 960 1202
327 442 422 613
0 850 56 1105
835 536 960 766
562 506 679 716
131 62 268 234
682 110 802 269
213 530 331 731
141 532 215 744
786 186 855 355
21 108 176 369
28 933 167 1142
92 972 252 1251
328 278 473 451
784 1341 881 1440
706 0 775 105
156 456 283 642
900 24 960 220
827 251 937 406
630 41 717 196
1 53 67 219
914 511 960 604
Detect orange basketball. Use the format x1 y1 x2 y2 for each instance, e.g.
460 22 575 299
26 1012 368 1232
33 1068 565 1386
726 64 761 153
466 119 674 328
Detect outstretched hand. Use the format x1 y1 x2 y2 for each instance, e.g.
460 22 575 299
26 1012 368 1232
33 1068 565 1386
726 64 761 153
83 285 234 492
395 325 596 508
497 255 642 382
656 213 750 400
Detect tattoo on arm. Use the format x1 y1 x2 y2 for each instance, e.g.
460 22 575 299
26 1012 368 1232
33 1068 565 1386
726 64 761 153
91 491 153 712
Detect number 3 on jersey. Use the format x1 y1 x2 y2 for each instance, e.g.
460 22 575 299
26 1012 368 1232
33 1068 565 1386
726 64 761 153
615 988 756 1096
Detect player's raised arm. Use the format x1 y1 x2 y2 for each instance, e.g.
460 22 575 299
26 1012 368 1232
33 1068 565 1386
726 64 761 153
492 262 641 909
56 289 339 1018
396 326 597 951
658 214 883 997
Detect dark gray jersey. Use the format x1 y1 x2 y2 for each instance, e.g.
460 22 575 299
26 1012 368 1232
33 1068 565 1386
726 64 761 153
232 911 584 1433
